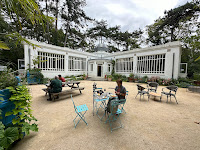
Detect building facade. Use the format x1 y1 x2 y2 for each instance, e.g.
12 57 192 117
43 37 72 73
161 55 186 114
24 40 187 79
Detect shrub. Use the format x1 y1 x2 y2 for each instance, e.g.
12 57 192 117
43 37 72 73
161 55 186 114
27 68 44 84
193 73 200 80
121 75 128 82
0 69 18 90
176 82 191 88
129 73 134 78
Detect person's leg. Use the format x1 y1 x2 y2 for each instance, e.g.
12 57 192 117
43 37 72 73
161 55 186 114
47 89 53 101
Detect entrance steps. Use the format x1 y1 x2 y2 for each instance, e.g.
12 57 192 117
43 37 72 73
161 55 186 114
87 77 107 81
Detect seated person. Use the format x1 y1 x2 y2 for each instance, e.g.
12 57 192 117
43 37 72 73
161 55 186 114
47 76 62 101
106 79 126 113
115 79 126 100
15 72 21 86
58 74 65 87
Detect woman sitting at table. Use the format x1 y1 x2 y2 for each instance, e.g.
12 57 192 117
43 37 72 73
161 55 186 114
115 79 126 100
106 79 126 114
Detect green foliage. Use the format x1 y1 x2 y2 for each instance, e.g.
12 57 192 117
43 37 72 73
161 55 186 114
108 75 112 78
193 73 200 80
129 73 134 78
111 60 115 75
28 68 44 84
0 121 19 150
111 74 127 82
0 109 19 149
5 85 38 137
0 69 18 90
175 82 191 88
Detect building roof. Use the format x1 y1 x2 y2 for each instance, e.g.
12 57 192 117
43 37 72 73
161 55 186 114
94 43 109 52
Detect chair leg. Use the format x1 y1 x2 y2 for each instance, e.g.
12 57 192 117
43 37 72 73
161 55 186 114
135 93 139 99
174 96 178 104
140 94 141 101
167 95 168 103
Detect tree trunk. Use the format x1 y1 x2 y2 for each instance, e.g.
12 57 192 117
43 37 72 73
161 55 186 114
55 0 58 32
171 27 174 42
46 0 50 43
64 24 69 47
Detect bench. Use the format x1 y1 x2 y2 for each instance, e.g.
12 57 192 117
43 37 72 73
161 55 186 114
43 87 85 101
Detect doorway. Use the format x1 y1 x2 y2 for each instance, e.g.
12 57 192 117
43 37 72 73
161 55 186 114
97 65 102 77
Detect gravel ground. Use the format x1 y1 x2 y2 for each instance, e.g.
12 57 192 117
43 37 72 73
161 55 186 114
12 81 200 150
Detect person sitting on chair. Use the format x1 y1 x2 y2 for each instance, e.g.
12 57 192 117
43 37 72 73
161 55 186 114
115 79 126 100
15 72 21 86
58 74 65 87
106 79 126 114
47 76 62 101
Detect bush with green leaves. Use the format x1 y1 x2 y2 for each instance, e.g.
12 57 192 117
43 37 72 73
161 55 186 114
176 82 191 88
0 120 19 150
27 68 44 84
0 69 18 90
5 85 38 138
193 73 200 80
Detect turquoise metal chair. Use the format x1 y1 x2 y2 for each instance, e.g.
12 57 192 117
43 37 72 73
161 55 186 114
71 95 88 128
105 99 126 132
93 88 109 120
93 88 102 116
119 91 128 114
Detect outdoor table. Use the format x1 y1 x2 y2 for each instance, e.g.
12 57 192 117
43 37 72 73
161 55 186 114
66 81 80 89
148 92 161 101
93 92 117 120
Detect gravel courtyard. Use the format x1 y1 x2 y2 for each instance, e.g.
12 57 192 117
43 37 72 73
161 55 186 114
12 81 200 150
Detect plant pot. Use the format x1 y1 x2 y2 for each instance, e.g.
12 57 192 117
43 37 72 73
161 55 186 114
128 77 134 82
83 77 87 80
108 78 112 81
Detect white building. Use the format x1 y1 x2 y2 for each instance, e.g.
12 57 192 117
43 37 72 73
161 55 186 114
24 39 187 79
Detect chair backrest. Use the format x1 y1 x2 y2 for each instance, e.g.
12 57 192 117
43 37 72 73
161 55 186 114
137 84 145 91
167 86 178 93
125 91 129 99
148 82 159 92
110 99 126 114
71 95 76 110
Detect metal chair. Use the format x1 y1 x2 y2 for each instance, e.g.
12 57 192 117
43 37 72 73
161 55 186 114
71 95 88 128
135 84 149 101
161 86 178 104
119 91 128 114
147 82 159 93
105 99 126 132
93 88 109 120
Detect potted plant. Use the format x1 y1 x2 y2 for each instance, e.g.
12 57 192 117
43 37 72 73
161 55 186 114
134 75 139 82
108 75 112 81
128 73 134 82
83 74 87 80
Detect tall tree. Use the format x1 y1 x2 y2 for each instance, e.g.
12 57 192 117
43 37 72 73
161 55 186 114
61 0 91 47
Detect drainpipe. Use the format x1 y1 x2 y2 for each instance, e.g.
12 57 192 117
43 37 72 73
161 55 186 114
172 53 175 79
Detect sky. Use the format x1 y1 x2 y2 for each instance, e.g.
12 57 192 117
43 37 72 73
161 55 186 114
84 0 193 32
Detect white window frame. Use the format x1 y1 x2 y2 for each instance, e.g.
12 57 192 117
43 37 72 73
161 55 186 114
38 51 65 71
137 54 165 74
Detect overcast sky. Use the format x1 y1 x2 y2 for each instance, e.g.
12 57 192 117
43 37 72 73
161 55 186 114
84 0 193 32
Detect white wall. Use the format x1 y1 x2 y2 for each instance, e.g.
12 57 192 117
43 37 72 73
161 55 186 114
24 40 183 79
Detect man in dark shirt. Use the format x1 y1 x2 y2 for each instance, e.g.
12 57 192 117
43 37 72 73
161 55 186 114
115 79 126 100
47 76 62 101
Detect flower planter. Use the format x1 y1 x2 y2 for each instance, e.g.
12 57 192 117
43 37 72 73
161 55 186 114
128 77 134 82
0 89 16 127
108 78 112 81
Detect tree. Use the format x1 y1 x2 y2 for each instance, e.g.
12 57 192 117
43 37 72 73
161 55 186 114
0 0 52 50
61 0 92 47
146 1 200 45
